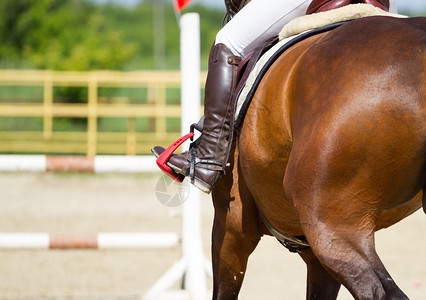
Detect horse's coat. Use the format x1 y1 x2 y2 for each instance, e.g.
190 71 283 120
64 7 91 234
211 15 425 300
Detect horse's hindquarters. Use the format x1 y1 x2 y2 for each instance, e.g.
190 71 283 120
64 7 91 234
287 16 425 216
283 16 425 300
239 16 425 300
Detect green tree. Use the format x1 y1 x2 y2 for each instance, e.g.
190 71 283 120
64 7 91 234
0 0 225 70
0 0 136 70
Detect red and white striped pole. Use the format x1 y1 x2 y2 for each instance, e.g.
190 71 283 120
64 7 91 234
0 232 179 249
0 155 157 173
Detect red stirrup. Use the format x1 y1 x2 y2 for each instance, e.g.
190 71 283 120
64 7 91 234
156 132 194 182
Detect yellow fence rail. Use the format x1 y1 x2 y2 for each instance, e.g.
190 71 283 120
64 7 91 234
0 70 207 156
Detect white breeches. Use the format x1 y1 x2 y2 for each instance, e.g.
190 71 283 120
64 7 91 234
215 0 398 57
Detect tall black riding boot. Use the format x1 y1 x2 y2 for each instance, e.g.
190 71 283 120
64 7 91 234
152 43 241 193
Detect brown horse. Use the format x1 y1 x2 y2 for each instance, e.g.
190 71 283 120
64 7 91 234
211 15 425 300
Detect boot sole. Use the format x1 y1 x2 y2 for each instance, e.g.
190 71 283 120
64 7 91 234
192 177 213 194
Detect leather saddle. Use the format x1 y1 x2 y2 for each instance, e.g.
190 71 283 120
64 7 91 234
307 0 390 14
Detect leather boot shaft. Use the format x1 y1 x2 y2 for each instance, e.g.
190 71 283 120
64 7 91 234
197 43 240 168
151 43 241 193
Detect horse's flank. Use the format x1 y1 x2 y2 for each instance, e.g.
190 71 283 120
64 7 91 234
239 16 425 234
211 14 425 300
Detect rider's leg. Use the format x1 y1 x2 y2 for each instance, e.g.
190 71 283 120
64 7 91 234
216 0 311 57
153 43 240 193
153 0 311 193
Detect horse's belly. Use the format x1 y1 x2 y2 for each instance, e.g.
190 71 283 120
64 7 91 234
238 142 304 235
376 191 422 230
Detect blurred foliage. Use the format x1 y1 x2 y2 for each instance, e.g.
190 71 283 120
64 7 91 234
0 0 224 71
0 0 422 71
0 0 423 138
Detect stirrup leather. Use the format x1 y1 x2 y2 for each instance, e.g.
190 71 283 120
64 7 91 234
188 116 205 150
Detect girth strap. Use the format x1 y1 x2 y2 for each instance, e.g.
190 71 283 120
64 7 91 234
256 204 310 253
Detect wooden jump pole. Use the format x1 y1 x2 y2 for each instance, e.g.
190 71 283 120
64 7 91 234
0 232 179 249
0 155 158 173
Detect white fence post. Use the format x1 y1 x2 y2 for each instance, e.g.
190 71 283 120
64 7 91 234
145 13 210 300
180 13 207 300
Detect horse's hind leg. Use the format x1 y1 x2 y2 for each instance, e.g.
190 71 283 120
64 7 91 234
284 154 411 299
286 179 408 300
287 189 408 299
298 249 341 299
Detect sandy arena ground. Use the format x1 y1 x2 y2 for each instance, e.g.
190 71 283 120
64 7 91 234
0 172 424 299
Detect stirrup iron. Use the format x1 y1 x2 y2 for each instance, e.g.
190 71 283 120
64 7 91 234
155 132 194 182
